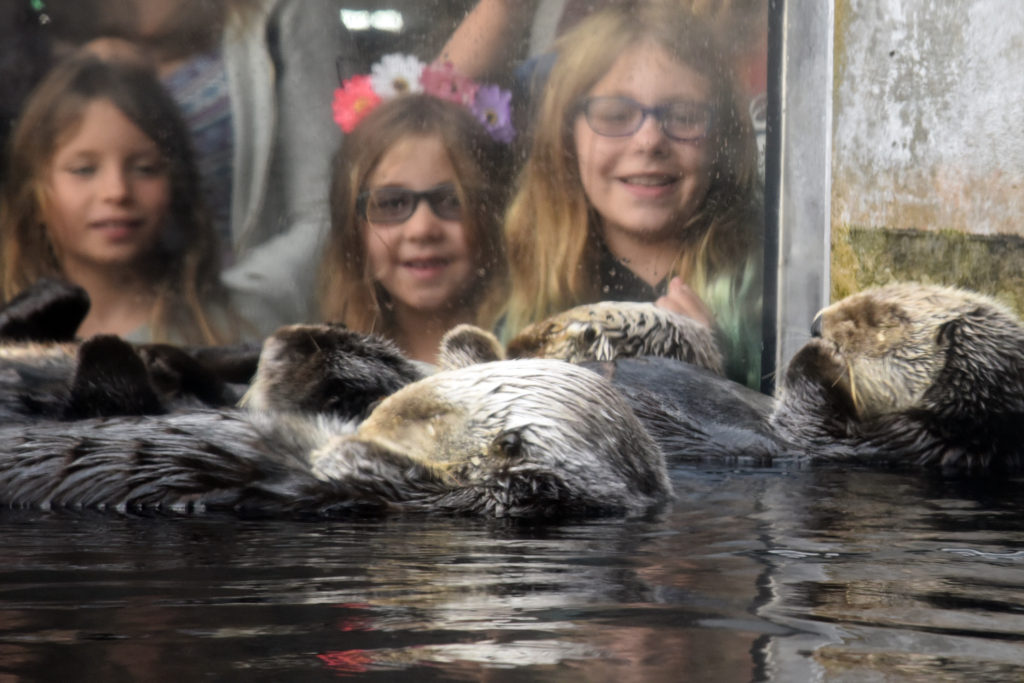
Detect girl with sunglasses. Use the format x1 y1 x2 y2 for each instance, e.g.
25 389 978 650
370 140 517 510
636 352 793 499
320 94 509 365
502 3 764 389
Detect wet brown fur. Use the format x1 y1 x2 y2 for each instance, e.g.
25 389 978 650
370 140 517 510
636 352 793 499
507 301 723 373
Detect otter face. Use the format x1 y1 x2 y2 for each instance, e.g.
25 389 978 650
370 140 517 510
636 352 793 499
242 324 424 419
804 285 963 418
507 302 722 373
312 359 671 517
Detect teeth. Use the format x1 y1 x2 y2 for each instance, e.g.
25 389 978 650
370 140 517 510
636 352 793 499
622 176 674 187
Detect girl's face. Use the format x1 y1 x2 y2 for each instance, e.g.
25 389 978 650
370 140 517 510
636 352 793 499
44 98 170 274
573 41 714 247
362 135 476 317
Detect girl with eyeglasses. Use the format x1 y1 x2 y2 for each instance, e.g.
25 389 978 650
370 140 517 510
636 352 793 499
320 94 509 366
503 2 764 389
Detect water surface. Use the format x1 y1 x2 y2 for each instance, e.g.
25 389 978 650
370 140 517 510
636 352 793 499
2 463 1022 681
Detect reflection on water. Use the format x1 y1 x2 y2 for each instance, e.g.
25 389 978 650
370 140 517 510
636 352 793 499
1 465 1023 681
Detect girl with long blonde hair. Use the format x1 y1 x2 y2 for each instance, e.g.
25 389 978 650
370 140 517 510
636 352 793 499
504 3 763 388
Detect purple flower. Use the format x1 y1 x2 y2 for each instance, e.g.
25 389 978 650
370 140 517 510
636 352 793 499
471 84 515 143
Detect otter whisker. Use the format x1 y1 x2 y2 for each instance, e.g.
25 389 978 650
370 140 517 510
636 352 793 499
844 363 861 415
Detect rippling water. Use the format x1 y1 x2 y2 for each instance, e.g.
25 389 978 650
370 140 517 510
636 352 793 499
1 464 1023 681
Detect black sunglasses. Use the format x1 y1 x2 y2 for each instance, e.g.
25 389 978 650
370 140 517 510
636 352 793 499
357 183 462 224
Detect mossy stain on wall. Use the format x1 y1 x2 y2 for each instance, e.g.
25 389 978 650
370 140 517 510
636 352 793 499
832 226 1024 316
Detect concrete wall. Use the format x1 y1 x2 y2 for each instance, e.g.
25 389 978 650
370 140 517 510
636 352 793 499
833 0 1024 236
830 0 1024 309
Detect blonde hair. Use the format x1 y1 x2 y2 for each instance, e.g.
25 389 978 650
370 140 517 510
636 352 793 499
503 2 764 387
320 94 509 336
0 55 232 344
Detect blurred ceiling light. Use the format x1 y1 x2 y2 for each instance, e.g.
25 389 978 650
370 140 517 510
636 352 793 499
340 9 404 33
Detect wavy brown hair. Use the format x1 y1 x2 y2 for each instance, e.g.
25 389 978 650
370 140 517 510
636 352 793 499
0 54 232 344
503 2 764 387
320 94 509 336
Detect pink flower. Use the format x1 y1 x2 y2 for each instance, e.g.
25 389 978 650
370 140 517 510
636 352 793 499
421 61 479 107
332 75 381 133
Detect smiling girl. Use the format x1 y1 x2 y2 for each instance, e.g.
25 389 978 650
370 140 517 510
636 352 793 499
503 3 764 388
320 94 508 365
0 55 235 344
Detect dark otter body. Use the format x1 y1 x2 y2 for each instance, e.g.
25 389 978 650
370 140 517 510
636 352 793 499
584 356 789 463
242 323 424 419
0 354 669 518
0 321 413 424
0 280 258 420
0 278 89 343
0 336 248 422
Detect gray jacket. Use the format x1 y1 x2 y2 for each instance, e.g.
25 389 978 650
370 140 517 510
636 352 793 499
221 0 358 339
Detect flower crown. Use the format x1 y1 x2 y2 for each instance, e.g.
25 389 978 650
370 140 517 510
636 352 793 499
332 54 515 143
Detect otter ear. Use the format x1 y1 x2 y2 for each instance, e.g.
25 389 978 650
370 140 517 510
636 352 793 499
491 430 525 460
935 316 960 350
438 324 505 370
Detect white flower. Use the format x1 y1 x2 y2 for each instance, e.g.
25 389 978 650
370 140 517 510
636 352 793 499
370 53 425 99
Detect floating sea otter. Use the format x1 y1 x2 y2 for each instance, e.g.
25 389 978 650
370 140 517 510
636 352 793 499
505 301 784 461
538 284 1024 471
0 282 1019 521
772 283 1024 470
0 278 261 421
0 323 670 517
507 301 723 373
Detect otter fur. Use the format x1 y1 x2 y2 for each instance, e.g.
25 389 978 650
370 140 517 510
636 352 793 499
0 278 89 343
0 335 248 422
507 284 1024 472
0 337 670 518
772 283 1024 470
440 323 785 463
507 301 723 373
0 279 261 420
241 322 424 419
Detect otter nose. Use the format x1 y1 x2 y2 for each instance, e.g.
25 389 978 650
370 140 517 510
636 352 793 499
810 314 823 338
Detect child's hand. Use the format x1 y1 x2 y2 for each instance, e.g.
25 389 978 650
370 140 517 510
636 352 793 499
655 277 713 328
80 38 154 69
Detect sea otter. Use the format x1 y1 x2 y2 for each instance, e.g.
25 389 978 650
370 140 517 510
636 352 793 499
772 283 1024 470
0 279 260 420
507 301 723 374
241 322 424 419
0 278 89 343
0 335 250 422
0 326 670 518
515 283 1024 471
